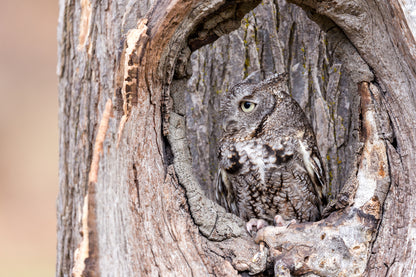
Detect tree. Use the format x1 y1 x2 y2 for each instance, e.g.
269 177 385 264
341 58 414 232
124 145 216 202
57 0 416 276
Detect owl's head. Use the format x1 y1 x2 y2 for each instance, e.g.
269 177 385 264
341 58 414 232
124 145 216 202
220 73 288 139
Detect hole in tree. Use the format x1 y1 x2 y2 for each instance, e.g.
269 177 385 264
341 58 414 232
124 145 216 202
168 1 363 223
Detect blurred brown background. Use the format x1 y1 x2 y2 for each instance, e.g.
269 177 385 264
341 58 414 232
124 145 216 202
0 0 58 276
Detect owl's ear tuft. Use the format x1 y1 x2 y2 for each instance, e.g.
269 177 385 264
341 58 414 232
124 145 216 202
262 72 288 85
239 70 261 85
259 72 289 95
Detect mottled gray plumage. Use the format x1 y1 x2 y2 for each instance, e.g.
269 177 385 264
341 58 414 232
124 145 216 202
215 74 327 224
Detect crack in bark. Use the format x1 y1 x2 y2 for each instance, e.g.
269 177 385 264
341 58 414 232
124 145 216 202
58 0 416 275
72 99 112 277
160 176 196 276
382 255 397 277
132 164 140 208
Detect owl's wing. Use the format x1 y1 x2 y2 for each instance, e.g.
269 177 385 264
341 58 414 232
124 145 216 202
299 141 328 208
215 168 239 216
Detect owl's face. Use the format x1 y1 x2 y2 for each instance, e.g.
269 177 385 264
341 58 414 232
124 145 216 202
220 82 277 139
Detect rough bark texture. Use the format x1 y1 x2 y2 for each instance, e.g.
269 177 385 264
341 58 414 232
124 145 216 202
57 0 416 276
58 0 264 276
280 2 416 275
184 0 367 203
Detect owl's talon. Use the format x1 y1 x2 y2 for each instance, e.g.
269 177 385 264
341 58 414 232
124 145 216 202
273 215 296 227
246 218 268 234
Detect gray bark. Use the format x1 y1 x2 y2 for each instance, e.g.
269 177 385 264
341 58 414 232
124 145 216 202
57 0 416 276
185 0 365 203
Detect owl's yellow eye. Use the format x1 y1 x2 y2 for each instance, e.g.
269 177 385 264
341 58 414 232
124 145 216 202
240 101 256 113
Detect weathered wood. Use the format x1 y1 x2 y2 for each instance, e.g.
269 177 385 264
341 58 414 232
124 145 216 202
281 1 416 275
57 0 416 275
58 0 263 276
183 0 416 274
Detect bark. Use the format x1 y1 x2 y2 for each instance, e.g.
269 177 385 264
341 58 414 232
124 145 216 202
57 0 416 276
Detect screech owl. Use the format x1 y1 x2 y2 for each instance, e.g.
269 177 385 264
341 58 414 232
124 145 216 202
215 73 327 231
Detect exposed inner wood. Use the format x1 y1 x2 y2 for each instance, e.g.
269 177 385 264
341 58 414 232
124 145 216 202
57 0 416 275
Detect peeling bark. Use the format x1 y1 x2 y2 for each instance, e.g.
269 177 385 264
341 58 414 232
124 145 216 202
57 0 416 276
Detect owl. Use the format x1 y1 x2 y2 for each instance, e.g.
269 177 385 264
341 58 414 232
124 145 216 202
215 74 327 232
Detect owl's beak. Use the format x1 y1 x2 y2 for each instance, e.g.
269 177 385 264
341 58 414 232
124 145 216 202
223 120 237 133
222 122 227 132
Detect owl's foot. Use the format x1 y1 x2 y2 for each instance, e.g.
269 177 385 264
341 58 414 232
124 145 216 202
273 215 296 227
246 218 269 235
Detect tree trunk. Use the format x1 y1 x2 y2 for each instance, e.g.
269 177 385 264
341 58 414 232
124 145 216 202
57 0 416 276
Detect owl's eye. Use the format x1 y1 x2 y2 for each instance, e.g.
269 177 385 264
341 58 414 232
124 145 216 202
240 101 256 113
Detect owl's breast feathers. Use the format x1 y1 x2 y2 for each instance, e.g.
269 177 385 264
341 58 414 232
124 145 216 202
216 135 327 222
